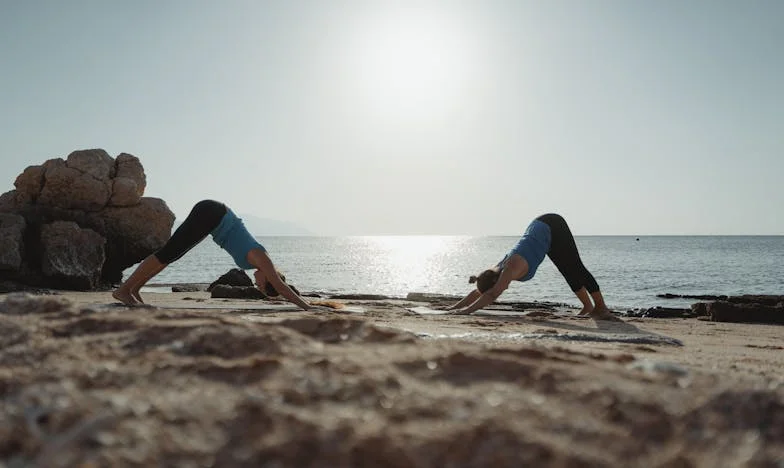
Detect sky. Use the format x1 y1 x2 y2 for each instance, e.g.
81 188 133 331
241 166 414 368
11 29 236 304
1 0 782 236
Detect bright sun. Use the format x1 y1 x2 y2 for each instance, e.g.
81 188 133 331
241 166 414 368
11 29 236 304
342 5 483 121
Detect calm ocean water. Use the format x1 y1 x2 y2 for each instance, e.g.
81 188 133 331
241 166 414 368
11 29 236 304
134 236 784 310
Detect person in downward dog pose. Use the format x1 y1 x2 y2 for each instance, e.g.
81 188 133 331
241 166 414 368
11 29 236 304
112 199 311 310
446 213 620 321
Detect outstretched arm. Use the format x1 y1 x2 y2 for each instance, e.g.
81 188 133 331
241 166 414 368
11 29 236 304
446 289 481 310
247 249 311 311
452 255 528 315
451 278 510 315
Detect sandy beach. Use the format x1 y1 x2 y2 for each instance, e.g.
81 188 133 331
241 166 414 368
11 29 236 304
1 289 782 467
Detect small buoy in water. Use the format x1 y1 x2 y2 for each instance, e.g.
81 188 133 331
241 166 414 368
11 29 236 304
636 238 640 241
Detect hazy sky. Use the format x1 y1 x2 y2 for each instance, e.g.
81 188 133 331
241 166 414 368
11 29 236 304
1 0 781 235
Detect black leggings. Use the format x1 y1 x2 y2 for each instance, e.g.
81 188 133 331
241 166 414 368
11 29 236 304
536 213 600 293
154 200 227 264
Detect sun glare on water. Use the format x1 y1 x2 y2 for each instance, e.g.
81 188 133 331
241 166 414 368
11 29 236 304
357 236 469 293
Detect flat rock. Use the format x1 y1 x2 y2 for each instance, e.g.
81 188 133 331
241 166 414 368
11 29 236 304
708 301 784 324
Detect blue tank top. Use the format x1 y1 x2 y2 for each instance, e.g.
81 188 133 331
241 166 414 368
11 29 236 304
497 219 552 282
210 208 266 269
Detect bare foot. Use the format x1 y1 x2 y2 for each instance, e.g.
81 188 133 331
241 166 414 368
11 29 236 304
578 306 594 316
132 290 145 304
589 309 623 322
112 289 140 306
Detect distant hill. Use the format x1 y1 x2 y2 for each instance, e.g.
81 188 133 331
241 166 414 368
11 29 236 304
237 213 315 236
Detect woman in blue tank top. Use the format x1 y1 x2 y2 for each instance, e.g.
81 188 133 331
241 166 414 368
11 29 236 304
112 200 311 310
446 213 620 321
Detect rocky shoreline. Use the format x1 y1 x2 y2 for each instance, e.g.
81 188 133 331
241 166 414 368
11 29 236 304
4 271 784 325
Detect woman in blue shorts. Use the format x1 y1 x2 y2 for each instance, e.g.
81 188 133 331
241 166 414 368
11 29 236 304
446 213 619 321
112 200 311 310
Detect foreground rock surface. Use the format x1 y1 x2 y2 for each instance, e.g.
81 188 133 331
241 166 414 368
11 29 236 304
0 149 175 289
0 292 782 467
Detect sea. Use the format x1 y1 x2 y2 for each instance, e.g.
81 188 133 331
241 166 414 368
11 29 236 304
134 235 784 311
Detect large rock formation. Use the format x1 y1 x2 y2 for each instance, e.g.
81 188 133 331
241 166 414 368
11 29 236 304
0 213 26 271
0 149 174 290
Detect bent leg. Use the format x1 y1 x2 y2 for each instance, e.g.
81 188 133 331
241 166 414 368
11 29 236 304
112 255 166 305
541 214 589 291
540 214 604 314
113 200 226 305
574 287 594 316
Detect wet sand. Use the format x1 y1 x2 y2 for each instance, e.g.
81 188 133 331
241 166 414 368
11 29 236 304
1 290 782 467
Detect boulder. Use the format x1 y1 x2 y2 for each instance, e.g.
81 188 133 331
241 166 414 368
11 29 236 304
37 159 112 211
5 198 173 285
0 214 26 271
109 177 142 207
210 285 265 299
0 149 174 290
208 269 254 291
115 153 146 195
65 149 115 180
0 191 16 212
13 165 45 202
0 190 28 213
40 221 106 290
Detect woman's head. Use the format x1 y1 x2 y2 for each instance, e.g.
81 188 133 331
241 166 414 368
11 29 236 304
469 269 500 293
